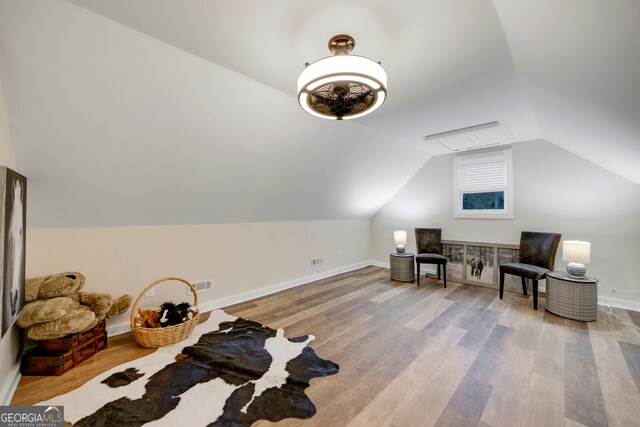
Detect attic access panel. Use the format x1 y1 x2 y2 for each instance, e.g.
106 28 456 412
424 121 513 152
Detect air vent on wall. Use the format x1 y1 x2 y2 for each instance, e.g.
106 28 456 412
188 280 213 295
424 121 513 152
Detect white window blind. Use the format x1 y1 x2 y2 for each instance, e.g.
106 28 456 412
453 148 513 219
458 159 507 192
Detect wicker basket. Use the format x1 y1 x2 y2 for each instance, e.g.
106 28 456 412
130 277 200 348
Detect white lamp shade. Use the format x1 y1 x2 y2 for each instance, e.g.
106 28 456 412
563 240 591 264
394 230 407 245
297 55 387 93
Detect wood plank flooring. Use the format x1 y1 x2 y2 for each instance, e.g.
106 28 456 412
11 266 640 426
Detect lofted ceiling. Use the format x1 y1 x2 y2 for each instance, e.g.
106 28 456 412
0 0 638 228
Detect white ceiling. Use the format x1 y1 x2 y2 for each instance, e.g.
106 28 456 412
0 0 638 228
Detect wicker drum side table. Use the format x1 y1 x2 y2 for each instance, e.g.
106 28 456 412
545 271 597 321
390 252 415 282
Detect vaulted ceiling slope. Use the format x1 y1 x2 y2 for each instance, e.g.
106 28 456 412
0 0 638 228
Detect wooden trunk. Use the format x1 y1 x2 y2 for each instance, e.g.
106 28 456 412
22 320 107 376
36 319 106 352
20 349 74 376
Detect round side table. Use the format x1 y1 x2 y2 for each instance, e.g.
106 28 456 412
545 271 597 321
390 252 415 282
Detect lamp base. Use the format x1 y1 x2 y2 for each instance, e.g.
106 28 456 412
566 262 587 277
395 244 406 254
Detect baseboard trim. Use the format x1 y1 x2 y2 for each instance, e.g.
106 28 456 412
368 260 389 269
107 321 135 336
107 260 374 336
598 296 640 312
0 363 21 405
195 261 374 316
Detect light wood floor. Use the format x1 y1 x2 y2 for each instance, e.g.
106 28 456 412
12 266 640 426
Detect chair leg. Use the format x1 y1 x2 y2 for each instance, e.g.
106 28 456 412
417 263 421 286
436 264 440 280
499 271 505 299
533 279 538 310
443 263 447 288
521 277 528 296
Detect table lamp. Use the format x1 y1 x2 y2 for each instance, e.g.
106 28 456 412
563 240 591 277
394 230 407 254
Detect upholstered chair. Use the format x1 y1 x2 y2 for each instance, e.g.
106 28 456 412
415 228 447 288
499 231 561 310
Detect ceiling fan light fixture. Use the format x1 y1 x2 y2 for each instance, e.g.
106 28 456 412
297 34 387 120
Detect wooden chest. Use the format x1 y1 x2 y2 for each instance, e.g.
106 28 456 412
21 320 107 376
36 319 106 352
20 349 75 376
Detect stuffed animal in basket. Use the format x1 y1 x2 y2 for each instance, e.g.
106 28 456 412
137 309 161 328
136 302 196 328
176 302 197 322
159 301 197 327
15 272 132 340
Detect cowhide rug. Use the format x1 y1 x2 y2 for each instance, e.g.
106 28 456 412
37 310 339 426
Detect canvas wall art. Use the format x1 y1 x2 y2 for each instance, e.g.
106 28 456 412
465 245 494 285
442 243 464 281
1 166 27 338
441 240 519 290
497 247 522 292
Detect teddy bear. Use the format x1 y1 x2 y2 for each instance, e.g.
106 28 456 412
15 272 131 340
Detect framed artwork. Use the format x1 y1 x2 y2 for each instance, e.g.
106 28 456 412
440 240 519 290
497 247 521 292
1 167 27 338
442 243 464 281
465 245 494 285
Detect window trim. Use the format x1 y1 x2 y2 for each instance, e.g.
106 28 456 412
453 148 513 219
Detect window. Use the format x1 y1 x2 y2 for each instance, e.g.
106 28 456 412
453 148 513 219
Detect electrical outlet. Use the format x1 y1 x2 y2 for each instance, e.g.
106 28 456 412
144 289 155 298
188 280 213 296
336 250 342 259
311 258 323 267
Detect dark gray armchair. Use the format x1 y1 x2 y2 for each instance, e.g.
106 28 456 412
415 228 447 288
499 231 561 310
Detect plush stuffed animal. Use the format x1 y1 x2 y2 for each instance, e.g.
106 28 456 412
176 302 197 322
159 302 183 327
16 272 132 340
138 301 196 329
137 309 160 328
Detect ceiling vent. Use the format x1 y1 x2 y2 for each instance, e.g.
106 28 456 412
424 121 513 152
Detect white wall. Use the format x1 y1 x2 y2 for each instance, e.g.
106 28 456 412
26 219 371 333
0 76 23 405
0 79 15 169
371 139 640 307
